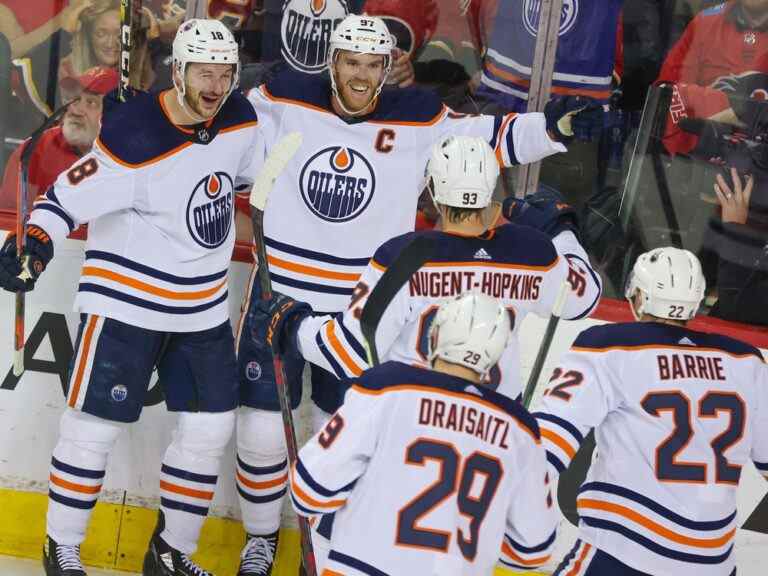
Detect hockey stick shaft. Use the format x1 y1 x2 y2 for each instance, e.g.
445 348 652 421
247 132 316 575
522 280 569 409
359 236 436 367
14 102 72 376
119 0 143 101
250 208 317 576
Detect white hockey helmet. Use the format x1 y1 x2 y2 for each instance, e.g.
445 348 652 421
328 14 395 114
624 247 706 321
172 19 240 114
425 136 500 209
428 293 512 377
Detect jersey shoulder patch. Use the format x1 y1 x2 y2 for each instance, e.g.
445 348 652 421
215 90 258 129
371 85 445 124
573 322 764 360
263 68 333 111
370 231 421 268
98 92 186 167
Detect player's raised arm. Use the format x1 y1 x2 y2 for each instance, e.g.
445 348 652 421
435 95 603 167
290 383 385 518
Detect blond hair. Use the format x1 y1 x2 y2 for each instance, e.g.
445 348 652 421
68 0 120 75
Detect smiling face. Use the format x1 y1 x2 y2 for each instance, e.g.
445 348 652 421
331 50 387 115
179 62 235 120
89 10 120 67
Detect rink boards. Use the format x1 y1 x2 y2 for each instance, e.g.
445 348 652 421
0 237 766 575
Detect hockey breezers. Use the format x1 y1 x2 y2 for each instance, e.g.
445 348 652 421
248 132 318 576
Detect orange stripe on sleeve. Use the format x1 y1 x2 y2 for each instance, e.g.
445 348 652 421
566 542 592 576
267 254 361 282
291 466 347 510
236 470 288 490
540 428 577 459
68 315 99 408
81 267 226 301
50 474 101 495
501 540 551 566
577 499 736 548
494 113 516 164
159 480 215 501
325 323 364 377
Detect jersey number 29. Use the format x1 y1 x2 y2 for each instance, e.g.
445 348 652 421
396 438 503 561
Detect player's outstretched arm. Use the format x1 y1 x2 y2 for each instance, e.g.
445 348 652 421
289 386 383 518
500 431 558 571
530 331 617 480
295 243 410 379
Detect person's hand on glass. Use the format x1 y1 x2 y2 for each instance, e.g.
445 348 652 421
714 167 753 225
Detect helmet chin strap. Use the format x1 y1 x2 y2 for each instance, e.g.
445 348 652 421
329 53 390 117
173 65 233 124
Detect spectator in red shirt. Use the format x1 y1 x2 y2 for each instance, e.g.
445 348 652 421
658 1 768 155
0 66 119 212
58 0 121 85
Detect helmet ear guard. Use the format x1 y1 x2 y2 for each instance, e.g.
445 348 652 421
171 18 240 119
428 293 512 377
624 247 706 321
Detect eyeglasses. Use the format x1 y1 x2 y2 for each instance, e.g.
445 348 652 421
92 29 120 42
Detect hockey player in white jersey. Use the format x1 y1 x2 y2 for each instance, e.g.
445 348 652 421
234 14 604 574
260 136 601 401
290 292 558 575
533 248 768 576
0 19 260 576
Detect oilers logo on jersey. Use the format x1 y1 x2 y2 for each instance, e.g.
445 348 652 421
281 0 349 73
299 146 376 222
522 0 578 37
186 172 234 249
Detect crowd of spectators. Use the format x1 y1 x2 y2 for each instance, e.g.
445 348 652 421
0 0 766 327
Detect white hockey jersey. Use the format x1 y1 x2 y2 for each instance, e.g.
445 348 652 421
296 224 601 400
28 91 260 332
291 361 558 575
246 69 566 312
533 322 768 576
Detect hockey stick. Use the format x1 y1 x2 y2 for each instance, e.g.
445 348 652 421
522 280 569 408
359 236 437 367
248 132 318 576
119 0 143 102
13 102 72 376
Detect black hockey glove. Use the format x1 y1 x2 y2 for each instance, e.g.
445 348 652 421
503 184 580 239
544 95 604 143
0 225 53 292
249 292 312 356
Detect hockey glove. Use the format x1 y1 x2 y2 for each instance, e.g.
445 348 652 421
0 225 53 292
502 184 580 239
544 95 604 143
